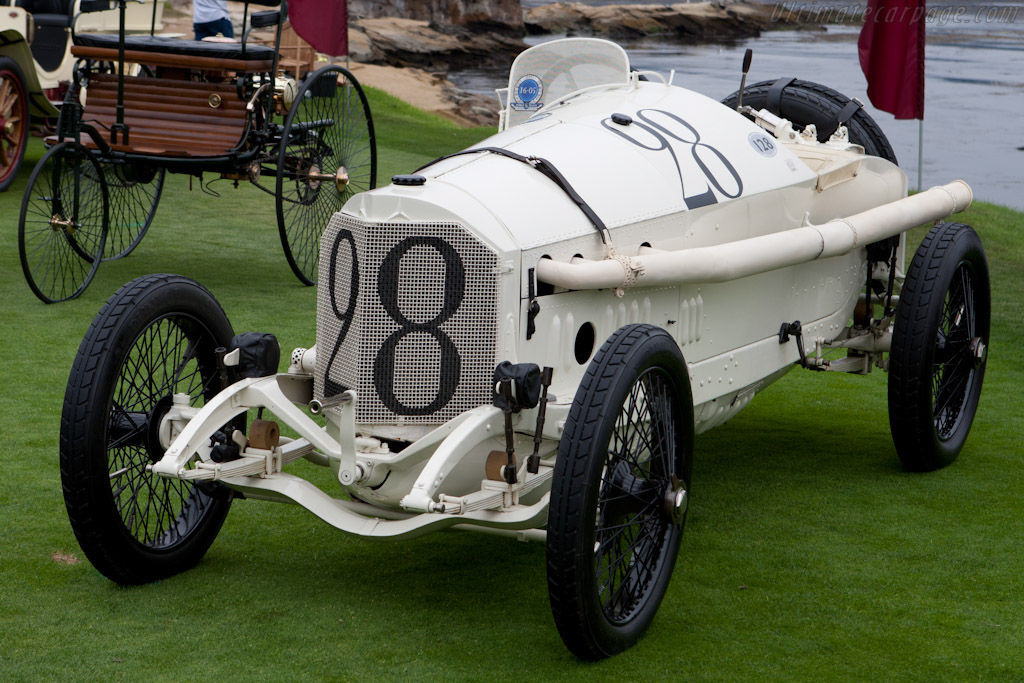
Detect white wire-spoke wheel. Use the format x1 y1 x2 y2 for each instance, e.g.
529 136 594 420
60 274 239 584
547 324 694 660
889 222 990 471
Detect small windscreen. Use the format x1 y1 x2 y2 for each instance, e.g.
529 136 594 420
503 38 631 129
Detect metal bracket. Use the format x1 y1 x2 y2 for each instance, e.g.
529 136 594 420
779 320 822 371
526 267 540 341
399 406 504 513
151 374 341 480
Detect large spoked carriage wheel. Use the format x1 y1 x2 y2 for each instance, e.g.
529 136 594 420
100 161 165 260
276 64 377 285
19 141 108 303
547 324 694 660
721 78 897 164
56 63 166 260
889 222 990 472
52 64 164 261
0 56 30 192
61 274 237 584
96 64 164 260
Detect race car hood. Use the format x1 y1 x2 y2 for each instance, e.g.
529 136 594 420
342 80 819 253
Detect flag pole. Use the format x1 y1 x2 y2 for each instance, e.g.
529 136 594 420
858 0 926 189
917 119 923 191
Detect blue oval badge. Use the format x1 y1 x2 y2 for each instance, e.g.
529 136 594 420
512 74 544 111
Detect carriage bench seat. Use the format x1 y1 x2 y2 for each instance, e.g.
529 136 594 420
77 73 251 157
71 33 276 72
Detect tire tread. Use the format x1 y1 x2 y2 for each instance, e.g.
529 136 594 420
60 274 233 584
722 78 897 163
888 222 989 471
547 324 692 659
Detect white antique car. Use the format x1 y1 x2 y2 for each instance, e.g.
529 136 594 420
60 39 989 659
0 0 164 189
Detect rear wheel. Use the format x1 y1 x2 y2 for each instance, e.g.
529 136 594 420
0 56 29 192
19 141 108 303
96 64 164 260
889 222 990 471
547 324 693 660
276 65 377 285
61 274 236 584
100 161 165 260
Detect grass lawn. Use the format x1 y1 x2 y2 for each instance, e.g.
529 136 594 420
1 86 1022 680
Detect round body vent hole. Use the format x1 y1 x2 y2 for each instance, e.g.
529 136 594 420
575 322 596 365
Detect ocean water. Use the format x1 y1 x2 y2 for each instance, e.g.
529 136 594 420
451 2 1024 210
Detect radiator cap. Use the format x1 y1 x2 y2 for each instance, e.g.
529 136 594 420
392 174 427 186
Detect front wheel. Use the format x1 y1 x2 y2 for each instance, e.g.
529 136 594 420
19 141 108 303
888 222 990 471
547 324 694 660
61 274 237 584
276 65 377 285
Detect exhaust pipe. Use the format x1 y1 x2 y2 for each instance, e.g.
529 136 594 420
536 180 972 291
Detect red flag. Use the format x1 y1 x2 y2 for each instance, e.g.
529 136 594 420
858 0 925 119
287 0 348 57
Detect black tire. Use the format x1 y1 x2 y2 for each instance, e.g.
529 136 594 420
100 161 165 260
889 223 990 472
19 141 109 303
721 78 898 164
0 56 29 192
276 64 377 285
547 324 694 660
61 274 236 584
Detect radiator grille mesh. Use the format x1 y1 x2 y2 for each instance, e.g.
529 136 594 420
315 214 500 425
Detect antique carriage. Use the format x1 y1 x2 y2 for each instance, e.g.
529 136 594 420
17 0 375 303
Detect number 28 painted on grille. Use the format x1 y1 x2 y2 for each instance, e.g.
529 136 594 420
325 232 467 416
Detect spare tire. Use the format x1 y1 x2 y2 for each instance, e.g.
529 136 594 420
721 78 897 165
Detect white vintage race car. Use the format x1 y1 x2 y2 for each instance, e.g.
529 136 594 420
59 39 989 659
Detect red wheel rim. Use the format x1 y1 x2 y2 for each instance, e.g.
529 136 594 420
0 68 27 186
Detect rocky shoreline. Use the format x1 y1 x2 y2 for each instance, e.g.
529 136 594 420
523 1 821 41
349 1 821 72
347 17 526 70
346 1 822 126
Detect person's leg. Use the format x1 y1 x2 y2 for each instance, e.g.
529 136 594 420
194 17 234 40
216 17 234 39
194 20 217 40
